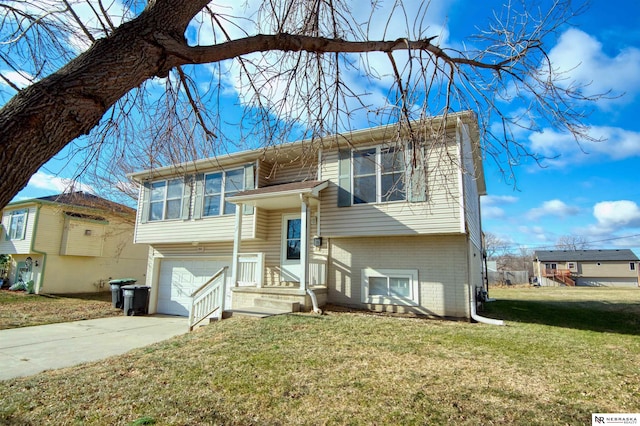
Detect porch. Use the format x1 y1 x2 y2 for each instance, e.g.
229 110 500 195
229 180 329 311
541 268 575 286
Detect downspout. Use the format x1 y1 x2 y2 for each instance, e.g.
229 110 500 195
470 289 504 326
306 288 322 314
300 193 322 314
467 236 503 325
29 203 47 294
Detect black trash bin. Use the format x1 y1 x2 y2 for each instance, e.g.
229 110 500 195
109 279 137 309
122 285 150 316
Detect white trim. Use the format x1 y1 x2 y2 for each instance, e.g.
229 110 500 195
281 213 302 282
361 268 419 306
351 145 407 205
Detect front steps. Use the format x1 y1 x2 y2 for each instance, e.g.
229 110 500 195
223 298 300 319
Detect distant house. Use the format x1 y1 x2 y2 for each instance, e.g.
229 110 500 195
0 192 149 294
533 249 639 287
128 111 488 323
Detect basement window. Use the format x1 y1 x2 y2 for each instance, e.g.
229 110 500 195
362 268 419 306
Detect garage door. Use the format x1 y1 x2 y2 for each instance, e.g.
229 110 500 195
576 277 639 287
157 258 231 316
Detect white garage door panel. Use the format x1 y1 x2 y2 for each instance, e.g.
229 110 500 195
157 259 231 316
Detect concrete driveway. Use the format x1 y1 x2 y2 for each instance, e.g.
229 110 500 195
0 315 188 380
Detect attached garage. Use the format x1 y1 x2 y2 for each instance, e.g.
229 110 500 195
576 277 639 288
157 258 231 316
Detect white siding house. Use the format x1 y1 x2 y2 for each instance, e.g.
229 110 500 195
128 111 487 322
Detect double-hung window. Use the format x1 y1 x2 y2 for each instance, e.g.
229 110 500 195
149 179 183 221
352 146 405 204
8 209 27 240
203 168 244 216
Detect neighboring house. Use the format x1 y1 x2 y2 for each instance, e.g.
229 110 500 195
128 111 486 322
533 249 639 287
0 192 149 294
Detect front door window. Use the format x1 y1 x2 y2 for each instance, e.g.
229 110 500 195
281 214 302 282
286 218 301 260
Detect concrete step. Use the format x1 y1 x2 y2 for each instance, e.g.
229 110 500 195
222 306 291 319
253 298 300 312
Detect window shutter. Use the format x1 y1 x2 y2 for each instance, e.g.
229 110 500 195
20 209 28 240
407 145 427 202
140 182 151 224
181 176 191 220
337 148 351 207
193 173 204 220
243 163 255 215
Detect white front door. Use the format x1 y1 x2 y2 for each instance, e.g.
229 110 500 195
281 214 302 282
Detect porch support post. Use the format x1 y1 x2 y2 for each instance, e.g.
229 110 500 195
299 195 309 291
231 204 243 288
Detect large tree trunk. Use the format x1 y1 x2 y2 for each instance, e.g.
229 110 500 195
0 0 208 208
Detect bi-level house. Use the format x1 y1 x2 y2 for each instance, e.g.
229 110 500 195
0 192 148 294
128 111 487 325
533 249 639 287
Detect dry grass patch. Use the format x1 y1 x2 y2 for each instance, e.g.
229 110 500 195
0 290 121 329
1 291 639 425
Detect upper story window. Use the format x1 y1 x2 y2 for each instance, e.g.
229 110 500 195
203 168 244 216
352 146 405 204
7 209 28 240
149 179 184 221
631 262 636 271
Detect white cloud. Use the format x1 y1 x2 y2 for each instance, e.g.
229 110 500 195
528 126 640 167
0 70 34 90
548 28 640 106
28 171 94 194
198 0 453 128
527 199 580 220
481 195 518 219
593 200 640 229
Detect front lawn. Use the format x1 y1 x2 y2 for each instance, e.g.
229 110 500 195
0 287 639 425
0 290 122 329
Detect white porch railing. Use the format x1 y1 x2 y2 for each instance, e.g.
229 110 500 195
235 254 327 287
189 267 227 331
237 253 264 287
309 260 327 286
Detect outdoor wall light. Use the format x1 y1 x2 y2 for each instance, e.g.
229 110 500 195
84 229 92 236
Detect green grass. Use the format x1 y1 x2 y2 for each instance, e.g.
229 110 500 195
484 286 640 334
0 287 639 425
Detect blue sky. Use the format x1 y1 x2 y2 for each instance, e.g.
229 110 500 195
5 0 640 255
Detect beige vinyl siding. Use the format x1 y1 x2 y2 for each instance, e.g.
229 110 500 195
32 207 63 254
319 143 463 237
59 217 105 256
577 261 639 278
327 235 470 318
0 206 37 254
22 205 148 294
134 214 256 244
259 158 318 187
147 206 325 287
459 121 483 248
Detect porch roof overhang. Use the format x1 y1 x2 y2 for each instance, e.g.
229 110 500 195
227 180 329 210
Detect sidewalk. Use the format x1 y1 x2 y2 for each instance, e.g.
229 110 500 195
0 315 188 380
